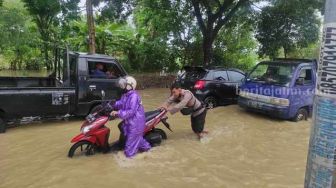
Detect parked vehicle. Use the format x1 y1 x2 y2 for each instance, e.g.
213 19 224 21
68 99 172 158
0 49 127 133
175 66 246 108
238 58 317 121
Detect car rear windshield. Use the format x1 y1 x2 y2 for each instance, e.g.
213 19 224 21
180 67 207 80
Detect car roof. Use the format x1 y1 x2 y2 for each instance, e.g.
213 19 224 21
261 58 317 66
183 66 244 74
69 51 117 61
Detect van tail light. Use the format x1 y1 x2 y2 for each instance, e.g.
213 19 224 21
194 80 206 90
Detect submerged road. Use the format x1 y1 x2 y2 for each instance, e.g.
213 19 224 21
0 88 311 188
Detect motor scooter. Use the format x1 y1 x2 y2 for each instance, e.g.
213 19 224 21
68 91 172 158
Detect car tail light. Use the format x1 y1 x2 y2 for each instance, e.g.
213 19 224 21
194 80 206 90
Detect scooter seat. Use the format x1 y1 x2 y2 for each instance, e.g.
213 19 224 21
145 110 162 122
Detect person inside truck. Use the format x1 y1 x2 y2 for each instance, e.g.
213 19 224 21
106 68 118 79
261 67 278 83
91 63 107 78
110 76 151 158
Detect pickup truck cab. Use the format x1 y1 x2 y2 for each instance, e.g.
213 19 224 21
238 58 317 121
0 50 127 133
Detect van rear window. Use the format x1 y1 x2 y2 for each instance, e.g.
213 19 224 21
184 70 206 80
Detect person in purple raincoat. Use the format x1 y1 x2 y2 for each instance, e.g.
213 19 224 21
110 76 151 158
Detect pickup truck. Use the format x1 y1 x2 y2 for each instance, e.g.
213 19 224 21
0 50 127 133
238 58 317 121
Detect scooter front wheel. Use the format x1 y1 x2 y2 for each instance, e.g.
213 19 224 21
68 140 96 158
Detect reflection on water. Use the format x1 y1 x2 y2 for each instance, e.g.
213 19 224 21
0 88 311 188
0 70 51 77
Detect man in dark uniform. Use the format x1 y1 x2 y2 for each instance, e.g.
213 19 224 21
160 83 208 139
91 63 107 78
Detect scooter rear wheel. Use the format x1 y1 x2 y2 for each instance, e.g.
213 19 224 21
68 141 96 158
152 128 167 139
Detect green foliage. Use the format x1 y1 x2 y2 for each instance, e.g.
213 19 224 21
20 0 81 70
98 0 134 23
256 0 321 58
0 0 324 74
21 0 62 70
22 0 61 40
0 1 41 70
211 10 258 71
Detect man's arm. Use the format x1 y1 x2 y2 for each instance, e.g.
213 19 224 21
168 93 192 114
160 95 175 109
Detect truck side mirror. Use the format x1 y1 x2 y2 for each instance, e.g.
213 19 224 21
295 78 305 86
101 90 105 100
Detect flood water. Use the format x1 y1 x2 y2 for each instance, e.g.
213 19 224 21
0 70 51 77
0 88 311 188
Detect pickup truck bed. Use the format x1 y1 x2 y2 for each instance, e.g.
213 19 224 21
0 86 76 120
0 77 56 87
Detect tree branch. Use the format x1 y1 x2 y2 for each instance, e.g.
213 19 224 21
214 0 248 36
213 0 222 8
191 0 206 35
202 0 213 17
213 0 235 20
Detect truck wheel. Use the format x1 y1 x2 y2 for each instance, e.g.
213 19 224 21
293 108 308 122
204 96 217 109
0 118 6 133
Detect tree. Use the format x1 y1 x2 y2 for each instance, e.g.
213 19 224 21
86 0 96 54
98 0 135 23
0 2 40 70
213 13 258 71
190 0 252 65
57 0 81 42
22 0 61 70
256 0 321 58
133 0 182 71
60 0 81 22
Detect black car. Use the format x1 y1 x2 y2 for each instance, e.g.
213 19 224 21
175 66 246 108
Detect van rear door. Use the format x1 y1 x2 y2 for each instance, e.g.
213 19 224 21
179 66 207 90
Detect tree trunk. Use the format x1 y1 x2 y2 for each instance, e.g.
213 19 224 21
203 33 214 66
43 42 50 70
283 47 288 58
86 0 96 54
102 39 106 54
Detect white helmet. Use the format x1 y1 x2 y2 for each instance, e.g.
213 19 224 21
118 76 137 91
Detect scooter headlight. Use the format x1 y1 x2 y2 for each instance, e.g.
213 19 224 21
82 126 92 134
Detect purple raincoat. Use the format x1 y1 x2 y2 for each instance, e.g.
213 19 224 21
113 90 151 157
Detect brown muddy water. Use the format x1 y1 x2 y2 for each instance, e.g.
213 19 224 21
0 88 311 188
